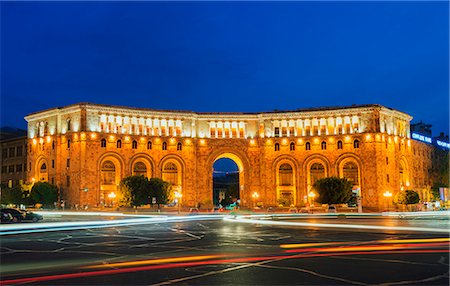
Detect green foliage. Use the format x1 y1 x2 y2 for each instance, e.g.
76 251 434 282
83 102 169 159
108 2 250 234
120 176 151 207
30 182 58 207
395 190 420 205
149 178 171 206
0 185 24 205
313 177 353 205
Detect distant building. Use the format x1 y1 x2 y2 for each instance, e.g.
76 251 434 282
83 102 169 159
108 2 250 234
0 128 28 188
410 121 432 137
24 102 448 210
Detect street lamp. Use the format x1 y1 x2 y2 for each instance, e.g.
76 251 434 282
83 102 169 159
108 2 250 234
174 191 182 214
108 192 116 208
383 191 392 211
251 192 259 208
308 191 316 207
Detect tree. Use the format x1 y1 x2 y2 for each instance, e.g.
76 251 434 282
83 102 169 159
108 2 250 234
395 190 420 205
149 178 171 208
312 177 353 205
120 176 151 207
0 185 23 205
30 182 58 207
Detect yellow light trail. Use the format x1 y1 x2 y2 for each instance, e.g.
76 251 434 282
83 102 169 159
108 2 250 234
85 255 220 269
378 238 450 244
280 242 343 249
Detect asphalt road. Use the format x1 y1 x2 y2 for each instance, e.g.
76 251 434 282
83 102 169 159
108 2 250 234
1 216 449 285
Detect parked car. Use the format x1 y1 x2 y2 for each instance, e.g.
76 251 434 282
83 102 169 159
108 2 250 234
23 211 43 222
288 207 298 213
189 207 199 214
212 206 224 213
1 211 13 223
1 208 26 223
328 205 337 213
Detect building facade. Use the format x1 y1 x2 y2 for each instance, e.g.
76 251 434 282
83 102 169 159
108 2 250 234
24 103 446 210
0 128 28 189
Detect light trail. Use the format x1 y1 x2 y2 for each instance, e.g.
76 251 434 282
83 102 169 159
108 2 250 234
224 215 450 233
85 255 221 269
0 215 224 236
1 249 448 285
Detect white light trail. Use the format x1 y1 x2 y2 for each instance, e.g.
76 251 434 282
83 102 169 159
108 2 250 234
0 215 224 236
224 216 450 233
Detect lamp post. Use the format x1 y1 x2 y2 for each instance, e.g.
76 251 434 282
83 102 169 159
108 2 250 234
308 192 316 207
174 191 182 214
383 191 392 211
251 191 259 209
108 192 116 208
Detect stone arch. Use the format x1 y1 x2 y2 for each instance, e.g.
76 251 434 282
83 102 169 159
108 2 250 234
97 152 125 206
398 156 410 189
35 155 49 182
129 153 156 178
303 154 331 193
273 155 299 206
207 148 251 207
159 154 186 203
335 153 363 189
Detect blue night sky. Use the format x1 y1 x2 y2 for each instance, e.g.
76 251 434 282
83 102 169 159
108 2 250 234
1 1 449 136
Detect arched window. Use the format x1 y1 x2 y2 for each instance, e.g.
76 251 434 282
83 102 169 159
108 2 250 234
279 164 293 186
117 140 122 148
101 161 115 185
399 164 404 187
162 162 178 185
354 139 360 149
343 162 359 186
177 142 182 151
101 139 106 148
39 162 48 181
40 163 47 172
337 140 343 149
133 162 147 177
132 140 137 149
147 141 152 150
321 141 327 150
67 139 71 149
289 142 295 151
275 143 280 151
305 142 311 150
162 142 167 150
310 163 325 186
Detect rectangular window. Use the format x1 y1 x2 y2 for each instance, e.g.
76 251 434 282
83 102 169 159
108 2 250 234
386 174 390 183
2 148 7 158
51 177 55 185
66 176 70 186
1 166 7 173
281 127 287 137
210 128 215 137
9 147 15 157
67 158 70 168
16 146 23 157
16 164 22 173
52 160 55 168
386 157 388 165
8 165 14 173
274 127 280 137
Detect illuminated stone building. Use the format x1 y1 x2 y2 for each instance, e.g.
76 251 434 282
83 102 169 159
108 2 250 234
24 103 446 210
0 128 28 188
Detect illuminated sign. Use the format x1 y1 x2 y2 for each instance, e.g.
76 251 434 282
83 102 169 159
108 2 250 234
412 133 432 143
436 140 450 149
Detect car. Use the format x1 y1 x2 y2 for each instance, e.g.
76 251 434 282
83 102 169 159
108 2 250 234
288 207 298 213
328 205 337 213
189 207 199 214
1 208 26 223
23 211 43 222
212 206 224 213
1 211 13 223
